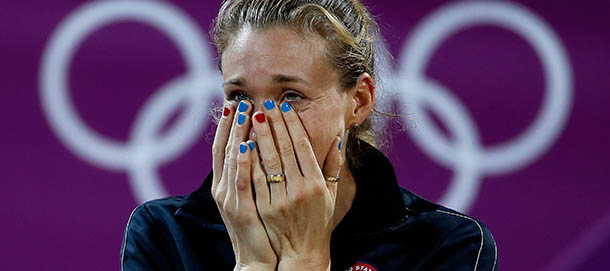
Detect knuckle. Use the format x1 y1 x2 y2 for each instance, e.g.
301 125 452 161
268 204 280 215
252 169 264 181
259 208 273 219
311 183 326 196
227 163 237 171
226 156 237 171
277 202 290 217
256 125 271 137
253 175 266 187
222 202 234 214
237 155 249 168
294 137 310 150
235 214 254 224
236 176 250 191
264 157 282 172
278 142 294 156
271 114 283 124
291 190 306 204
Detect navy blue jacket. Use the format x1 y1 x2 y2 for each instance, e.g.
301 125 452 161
121 143 497 270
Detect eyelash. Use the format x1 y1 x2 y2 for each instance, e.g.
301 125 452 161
229 91 250 102
228 90 303 103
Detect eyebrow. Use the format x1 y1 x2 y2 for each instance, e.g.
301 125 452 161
222 78 244 87
222 74 308 87
271 74 308 84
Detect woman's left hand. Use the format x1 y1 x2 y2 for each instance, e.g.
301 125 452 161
250 101 343 271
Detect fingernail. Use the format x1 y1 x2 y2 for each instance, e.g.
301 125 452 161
254 112 266 123
239 143 248 154
238 101 248 112
223 106 230 117
281 102 291 112
338 140 342 150
237 113 246 125
248 141 255 150
264 99 275 110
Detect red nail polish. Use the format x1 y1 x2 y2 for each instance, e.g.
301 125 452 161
254 112 266 123
223 106 230 117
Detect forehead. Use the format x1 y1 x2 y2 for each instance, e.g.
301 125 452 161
221 26 336 84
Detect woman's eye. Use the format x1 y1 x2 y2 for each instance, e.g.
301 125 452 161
229 91 250 101
282 91 302 102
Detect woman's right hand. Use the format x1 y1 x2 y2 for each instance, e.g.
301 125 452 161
211 100 277 271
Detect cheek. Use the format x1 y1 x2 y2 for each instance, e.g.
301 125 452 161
298 109 343 167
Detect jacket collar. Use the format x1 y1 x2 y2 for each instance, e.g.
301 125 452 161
332 140 409 237
175 140 409 237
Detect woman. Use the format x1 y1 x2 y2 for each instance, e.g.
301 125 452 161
121 0 497 270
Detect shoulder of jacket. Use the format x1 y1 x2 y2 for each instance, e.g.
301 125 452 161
398 187 488 234
123 195 188 231
398 187 497 268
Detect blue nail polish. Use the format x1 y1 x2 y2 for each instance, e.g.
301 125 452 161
240 143 248 154
264 99 275 110
338 140 342 150
237 113 246 125
238 101 248 112
248 142 255 150
281 102 291 112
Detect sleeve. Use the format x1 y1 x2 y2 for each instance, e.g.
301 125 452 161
425 216 498 271
120 204 172 270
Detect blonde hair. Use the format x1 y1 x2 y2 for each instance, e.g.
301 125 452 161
212 0 393 168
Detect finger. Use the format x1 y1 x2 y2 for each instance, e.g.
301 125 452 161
322 136 343 199
249 140 270 209
235 142 254 207
212 102 235 193
225 100 253 201
262 99 301 180
279 101 321 180
251 110 287 203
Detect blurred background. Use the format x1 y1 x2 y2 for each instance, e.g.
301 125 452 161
2 0 609 270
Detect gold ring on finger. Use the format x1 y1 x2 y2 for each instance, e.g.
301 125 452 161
324 175 340 182
266 174 285 183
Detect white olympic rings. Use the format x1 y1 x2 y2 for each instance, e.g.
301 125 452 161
394 1 572 211
39 1 572 212
39 0 221 202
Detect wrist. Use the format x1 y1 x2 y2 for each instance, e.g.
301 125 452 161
278 255 330 271
234 261 276 271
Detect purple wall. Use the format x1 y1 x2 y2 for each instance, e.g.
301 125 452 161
2 0 609 270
